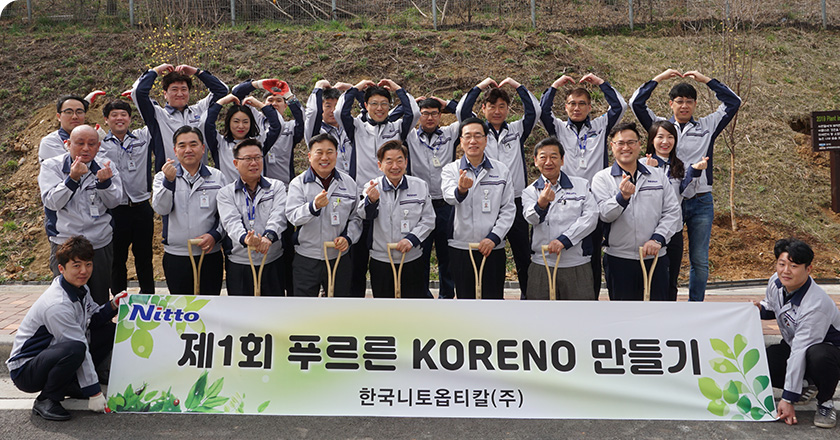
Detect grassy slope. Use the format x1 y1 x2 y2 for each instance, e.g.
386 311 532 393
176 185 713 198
0 20 838 281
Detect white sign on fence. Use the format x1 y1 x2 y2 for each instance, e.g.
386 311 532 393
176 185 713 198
108 296 776 420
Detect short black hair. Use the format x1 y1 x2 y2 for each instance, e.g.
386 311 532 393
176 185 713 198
308 133 338 150
103 100 132 118
56 236 95 266
418 98 442 110
534 137 565 158
323 87 341 101
459 117 488 136
161 71 193 92
669 83 697 101
364 86 391 104
564 88 591 103
234 138 263 157
609 121 641 140
774 238 814 266
482 88 510 106
376 140 408 162
173 125 204 146
56 95 89 113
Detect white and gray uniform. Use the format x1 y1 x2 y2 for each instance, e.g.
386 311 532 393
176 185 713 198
590 161 681 260
217 177 288 266
38 128 70 163
441 156 515 251
99 128 154 204
648 155 703 224
151 163 227 256
405 120 459 200
39 153 123 249
539 82 627 182
336 87 420 187
522 173 598 267
305 87 354 175
285 168 362 260
359 175 435 263
456 85 541 197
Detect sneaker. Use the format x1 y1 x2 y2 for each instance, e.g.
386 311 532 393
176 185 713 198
795 385 818 404
32 398 71 421
815 404 837 429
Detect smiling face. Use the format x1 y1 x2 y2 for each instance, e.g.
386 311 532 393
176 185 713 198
610 129 641 169
419 107 442 132
365 95 391 123
652 126 675 158
564 92 591 123
105 109 131 136
57 99 86 132
308 139 337 178
535 144 564 183
669 96 697 124
58 257 93 288
264 95 288 114
378 148 407 187
775 252 812 292
481 98 509 129
322 98 338 126
229 111 252 141
68 126 100 164
163 81 190 110
460 122 487 163
234 144 264 183
174 132 205 171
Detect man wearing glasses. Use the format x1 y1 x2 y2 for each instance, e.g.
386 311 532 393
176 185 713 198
336 79 420 297
629 69 741 301
38 91 106 163
441 118 515 299
404 96 459 298
217 139 288 296
539 73 627 298
590 122 680 301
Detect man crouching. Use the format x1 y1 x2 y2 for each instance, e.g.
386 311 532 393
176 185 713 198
6 236 127 421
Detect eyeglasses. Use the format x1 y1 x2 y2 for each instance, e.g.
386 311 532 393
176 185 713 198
672 99 695 106
565 101 589 108
61 109 86 116
461 134 486 141
236 155 264 163
367 102 390 108
420 111 440 117
611 140 640 147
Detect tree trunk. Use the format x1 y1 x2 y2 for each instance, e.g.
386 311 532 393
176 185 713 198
729 152 737 231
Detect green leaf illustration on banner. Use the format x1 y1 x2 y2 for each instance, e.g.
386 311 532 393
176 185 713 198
710 338 736 359
258 400 270 413
115 320 134 344
697 334 776 421
131 329 153 359
109 372 240 414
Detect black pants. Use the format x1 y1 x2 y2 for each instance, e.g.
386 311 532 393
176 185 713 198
11 321 115 401
508 197 531 297
163 251 224 295
349 219 371 298
111 201 155 294
279 227 295 297
369 258 428 298
448 247 506 299
587 221 604 296
604 253 670 301
421 199 455 298
225 257 285 296
665 229 684 301
767 340 840 404
292 253 353 297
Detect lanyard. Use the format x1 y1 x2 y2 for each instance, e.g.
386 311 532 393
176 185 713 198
577 131 588 155
243 187 256 230
324 123 347 156
417 129 444 155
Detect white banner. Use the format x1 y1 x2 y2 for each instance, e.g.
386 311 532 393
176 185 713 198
108 296 776 420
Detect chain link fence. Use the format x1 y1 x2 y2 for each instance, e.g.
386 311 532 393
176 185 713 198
2 0 839 29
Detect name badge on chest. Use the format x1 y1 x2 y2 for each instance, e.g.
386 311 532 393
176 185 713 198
432 156 442 168
400 209 410 233
267 152 276 164
330 199 341 225
89 194 100 218
200 191 210 208
481 189 491 213
128 159 138 171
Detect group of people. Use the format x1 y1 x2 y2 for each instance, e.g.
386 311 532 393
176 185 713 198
35 64 742 303
12 63 839 426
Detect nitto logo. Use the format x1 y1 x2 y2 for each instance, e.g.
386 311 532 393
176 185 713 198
128 304 199 322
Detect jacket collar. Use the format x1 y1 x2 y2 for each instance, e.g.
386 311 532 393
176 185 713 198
62 154 102 175
303 167 342 184
533 172 573 190
59 275 87 303
235 176 271 191
459 155 493 171
610 161 651 177
381 175 409 192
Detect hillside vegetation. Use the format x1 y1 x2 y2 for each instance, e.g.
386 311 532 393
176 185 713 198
0 20 838 283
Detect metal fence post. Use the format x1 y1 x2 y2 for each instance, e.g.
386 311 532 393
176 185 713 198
530 0 536 28
332 0 337 21
432 0 437 30
129 0 134 26
823 0 827 30
628 0 633 30
26 0 32 21
231 0 236 25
